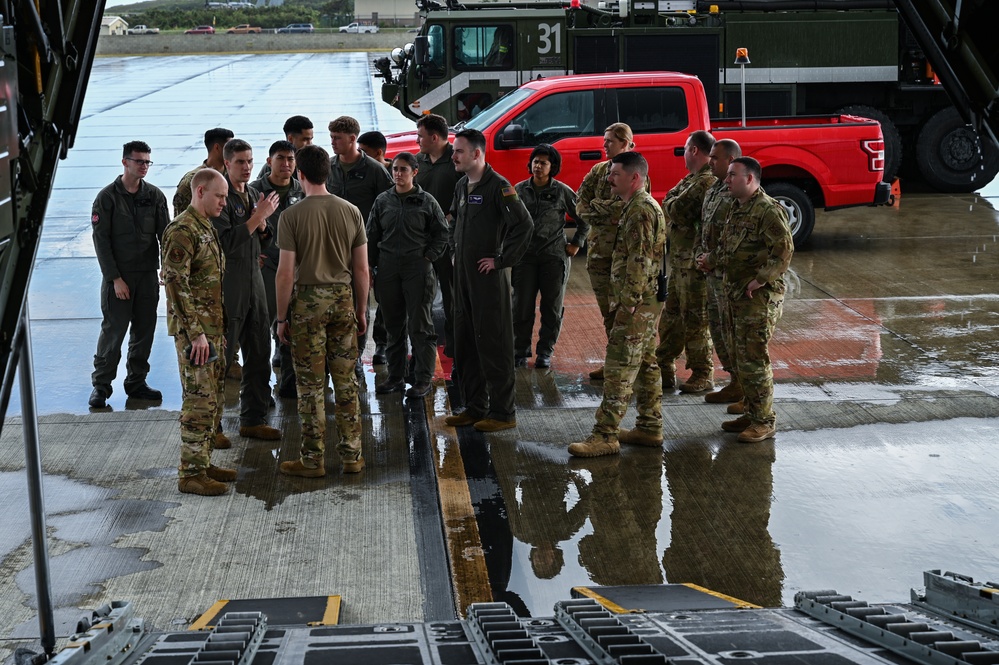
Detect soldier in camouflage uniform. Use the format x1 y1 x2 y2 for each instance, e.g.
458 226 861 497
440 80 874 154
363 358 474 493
162 169 235 496
569 152 667 458
326 116 393 373
695 139 744 405
657 130 717 394
173 128 233 214
714 157 793 443
576 123 650 381
276 145 369 477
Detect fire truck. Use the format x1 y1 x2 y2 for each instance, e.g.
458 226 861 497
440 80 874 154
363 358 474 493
374 0 998 193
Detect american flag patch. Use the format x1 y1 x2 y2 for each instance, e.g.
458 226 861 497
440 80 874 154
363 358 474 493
92 214 99 224
501 186 518 200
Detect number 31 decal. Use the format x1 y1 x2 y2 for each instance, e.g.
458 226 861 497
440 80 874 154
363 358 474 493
538 23 561 54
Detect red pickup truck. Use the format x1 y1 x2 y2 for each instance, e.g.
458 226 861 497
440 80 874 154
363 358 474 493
386 72 890 245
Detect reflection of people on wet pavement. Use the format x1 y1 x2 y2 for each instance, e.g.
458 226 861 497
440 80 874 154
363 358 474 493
492 441 588 581
575 455 664 585
661 441 783 607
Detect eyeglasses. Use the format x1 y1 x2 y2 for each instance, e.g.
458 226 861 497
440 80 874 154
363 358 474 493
125 157 154 166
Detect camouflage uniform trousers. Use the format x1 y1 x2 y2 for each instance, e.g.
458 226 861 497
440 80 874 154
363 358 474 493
706 273 736 378
728 289 783 427
656 265 713 376
289 283 362 465
586 256 615 339
174 334 226 478
593 300 664 437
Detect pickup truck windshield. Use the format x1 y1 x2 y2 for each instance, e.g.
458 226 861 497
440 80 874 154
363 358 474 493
464 87 535 131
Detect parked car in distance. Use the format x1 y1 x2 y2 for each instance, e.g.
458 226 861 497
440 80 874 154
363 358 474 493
184 25 215 34
276 23 314 33
126 24 159 34
339 22 379 33
226 24 261 34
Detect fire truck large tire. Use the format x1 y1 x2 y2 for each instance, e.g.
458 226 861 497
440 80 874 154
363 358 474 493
837 105 901 183
917 107 999 193
765 182 814 248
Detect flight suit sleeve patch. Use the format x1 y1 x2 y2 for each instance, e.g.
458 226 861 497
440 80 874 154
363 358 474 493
92 213 99 225
501 185 519 201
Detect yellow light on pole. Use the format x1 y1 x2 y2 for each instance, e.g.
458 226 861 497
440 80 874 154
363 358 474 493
735 48 750 126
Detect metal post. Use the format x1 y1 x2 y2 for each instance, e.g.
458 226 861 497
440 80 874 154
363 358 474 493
19 303 56 656
741 64 747 127
734 48 750 128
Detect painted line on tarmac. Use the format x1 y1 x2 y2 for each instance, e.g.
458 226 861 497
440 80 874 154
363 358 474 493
424 390 493 617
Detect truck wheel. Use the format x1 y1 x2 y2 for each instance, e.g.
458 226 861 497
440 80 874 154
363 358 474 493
836 105 901 183
917 107 999 193
765 182 814 247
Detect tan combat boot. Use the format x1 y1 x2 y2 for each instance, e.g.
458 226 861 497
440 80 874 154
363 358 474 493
679 371 713 394
721 415 751 432
444 410 484 427
214 432 232 449
738 423 776 443
474 418 516 432
239 424 281 440
705 380 743 403
618 428 664 448
279 459 326 478
206 465 238 482
178 472 228 496
727 401 745 415
588 366 605 381
568 434 621 458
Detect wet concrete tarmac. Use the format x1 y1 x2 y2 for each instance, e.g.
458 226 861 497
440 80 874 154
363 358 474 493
2 53 999 657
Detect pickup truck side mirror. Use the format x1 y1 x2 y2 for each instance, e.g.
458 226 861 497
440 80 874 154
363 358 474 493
498 124 525 148
414 36 429 66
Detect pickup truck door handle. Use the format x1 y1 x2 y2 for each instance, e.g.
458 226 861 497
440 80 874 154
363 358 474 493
580 151 603 161
673 147 684 157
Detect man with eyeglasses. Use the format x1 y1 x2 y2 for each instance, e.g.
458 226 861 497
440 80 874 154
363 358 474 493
89 141 171 408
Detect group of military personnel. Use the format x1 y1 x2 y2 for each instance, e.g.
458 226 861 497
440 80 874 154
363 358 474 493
565 126 794 457
89 112 792 493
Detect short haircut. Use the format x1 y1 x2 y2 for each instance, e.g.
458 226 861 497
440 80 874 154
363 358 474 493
611 151 649 180
715 138 742 159
455 128 486 152
296 145 332 185
191 168 220 191
358 131 387 152
688 129 716 154
204 128 235 150
392 151 419 170
269 140 295 157
123 141 151 158
223 138 252 161
527 143 561 177
417 113 449 140
283 115 313 136
732 156 762 181
328 116 360 136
